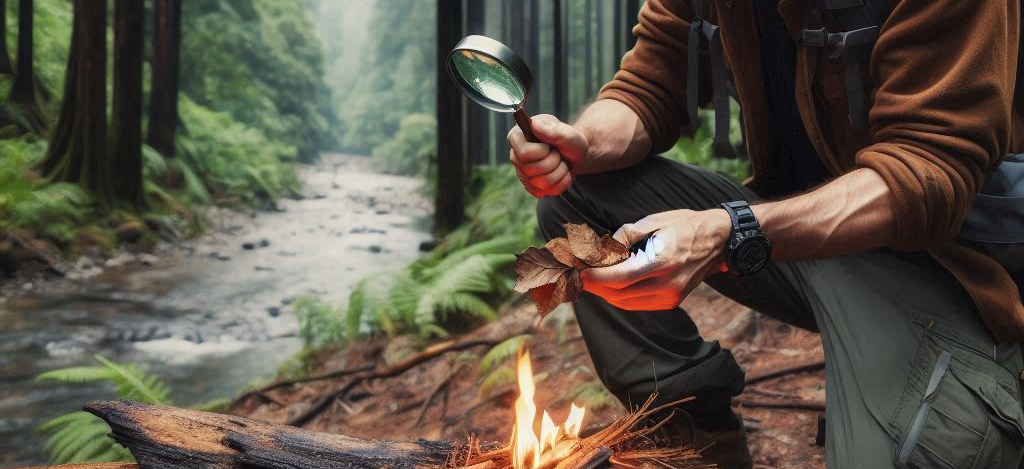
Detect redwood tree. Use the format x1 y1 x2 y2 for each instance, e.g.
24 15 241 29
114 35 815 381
0 0 12 75
40 0 110 202
435 0 465 234
111 0 145 206
9 0 46 132
147 0 182 160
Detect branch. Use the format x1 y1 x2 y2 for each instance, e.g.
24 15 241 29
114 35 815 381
84 400 457 469
732 397 825 412
744 359 825 385
287 338 499 427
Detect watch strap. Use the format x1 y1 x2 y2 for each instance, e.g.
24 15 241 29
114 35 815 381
721 200 759 232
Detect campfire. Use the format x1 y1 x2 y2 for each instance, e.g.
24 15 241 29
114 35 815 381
510 348 586 469
455 346 712 469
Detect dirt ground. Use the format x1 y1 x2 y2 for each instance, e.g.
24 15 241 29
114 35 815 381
231 285 826 469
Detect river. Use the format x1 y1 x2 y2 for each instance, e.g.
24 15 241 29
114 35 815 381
0 154 433 467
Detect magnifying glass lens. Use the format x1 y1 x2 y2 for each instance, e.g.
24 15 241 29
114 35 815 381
450 50 526 111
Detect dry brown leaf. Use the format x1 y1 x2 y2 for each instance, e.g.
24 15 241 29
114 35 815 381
565 223 604 266
516 223 631 317
595 234 630 267
545 237 587 270
529 269 582 317
513 247 570 293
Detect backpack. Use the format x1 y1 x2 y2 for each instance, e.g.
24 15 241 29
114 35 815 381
687 0 1024 281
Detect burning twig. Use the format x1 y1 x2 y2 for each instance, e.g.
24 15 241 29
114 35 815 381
453 346 710 469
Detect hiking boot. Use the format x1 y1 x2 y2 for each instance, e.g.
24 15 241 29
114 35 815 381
691 427 754 469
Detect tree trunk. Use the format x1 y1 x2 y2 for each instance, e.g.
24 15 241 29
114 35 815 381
584 0 592 97
625 0 640 51
8 0 46 133
111 0 145 207
81 400 460 469
465 0 487 167
434 0 464 235
147 0 182 160
9 0 34 100
613 0 623 62
553 0 566 119
40 0 110 202
0 0 12 74
526 0 540 116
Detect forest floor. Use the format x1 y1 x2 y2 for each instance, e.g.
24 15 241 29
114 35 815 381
230 285 827 469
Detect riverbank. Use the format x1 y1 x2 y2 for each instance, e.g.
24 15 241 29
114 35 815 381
0 153 434 467
226 284 828 469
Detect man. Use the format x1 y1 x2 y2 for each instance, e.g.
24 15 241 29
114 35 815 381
506 0 1024 468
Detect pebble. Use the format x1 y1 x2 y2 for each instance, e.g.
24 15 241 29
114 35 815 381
21 282 32 290
259 239 270 247
266 307 281 317
242 242 256 250
368 245 382 253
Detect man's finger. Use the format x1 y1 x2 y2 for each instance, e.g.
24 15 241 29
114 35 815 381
531 116 587 160
507 128 551 163
613 219 657 247
515 166 547 198
580 254 655 289
546 172 573 197
517 149 562 177
529 162 569 190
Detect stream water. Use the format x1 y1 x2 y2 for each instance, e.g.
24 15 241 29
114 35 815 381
0 154 433 467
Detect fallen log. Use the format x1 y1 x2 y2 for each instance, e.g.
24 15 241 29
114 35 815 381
84 400 461 469
19 464 138 469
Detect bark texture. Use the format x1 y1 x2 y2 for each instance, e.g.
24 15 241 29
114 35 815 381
112 0 145 206
83 400 456 469
147 0 182 160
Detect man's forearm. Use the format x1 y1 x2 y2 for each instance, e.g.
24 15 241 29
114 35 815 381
750 168 898 260
572 100 652 174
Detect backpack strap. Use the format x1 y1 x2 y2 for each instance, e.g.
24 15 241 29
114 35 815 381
687 0 736 158
799 0 891 129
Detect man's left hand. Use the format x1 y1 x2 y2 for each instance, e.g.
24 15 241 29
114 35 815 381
580 209 732 311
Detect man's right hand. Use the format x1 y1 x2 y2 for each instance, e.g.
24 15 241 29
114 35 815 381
507 114 588 198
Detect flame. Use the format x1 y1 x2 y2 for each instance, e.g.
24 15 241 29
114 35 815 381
510 347 587 469
564 403 586 439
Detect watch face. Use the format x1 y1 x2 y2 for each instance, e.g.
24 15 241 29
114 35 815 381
734 238 770 273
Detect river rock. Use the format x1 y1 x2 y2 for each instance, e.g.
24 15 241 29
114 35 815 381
266 306 281 317
368 245 382 253
115 221 147 243
242 242 256 250
259 239 270 247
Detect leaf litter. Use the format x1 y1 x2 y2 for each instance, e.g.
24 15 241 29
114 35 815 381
513 223 629 316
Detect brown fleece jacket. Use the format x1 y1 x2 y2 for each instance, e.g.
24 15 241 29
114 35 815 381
598 0 1024 340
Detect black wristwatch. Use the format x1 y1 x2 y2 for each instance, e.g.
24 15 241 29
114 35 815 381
720 200 772 276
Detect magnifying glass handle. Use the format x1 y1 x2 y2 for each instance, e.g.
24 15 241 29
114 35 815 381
513 109 537 142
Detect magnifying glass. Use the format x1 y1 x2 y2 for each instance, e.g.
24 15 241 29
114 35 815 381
447 35 537 142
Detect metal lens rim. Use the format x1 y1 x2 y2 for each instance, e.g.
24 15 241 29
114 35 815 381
446 35 532 113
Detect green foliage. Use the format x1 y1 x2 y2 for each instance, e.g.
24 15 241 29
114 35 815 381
35 354 173 464
316 0 435 154
478 334 531 375
370 113 436 176
177 97 298 206
663 109 751 183
180 0 338 160
478 365 516 397
343 240 516 342
569 381 615 411
0 136 91 244
293 296 347 348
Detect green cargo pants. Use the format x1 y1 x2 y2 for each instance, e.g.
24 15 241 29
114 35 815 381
536 156 1024 468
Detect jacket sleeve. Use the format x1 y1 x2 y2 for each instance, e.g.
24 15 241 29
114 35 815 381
855 0 1019 251
596 0 696 154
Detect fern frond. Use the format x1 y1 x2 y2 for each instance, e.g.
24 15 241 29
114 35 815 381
478 334 531 374
479 365 516 397
570 381 615 410
93 355 171 405
35 366 115 383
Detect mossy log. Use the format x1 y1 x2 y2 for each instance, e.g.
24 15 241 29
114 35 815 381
79 400 460 469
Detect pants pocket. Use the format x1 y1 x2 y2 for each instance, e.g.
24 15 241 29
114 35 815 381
890 332 1024 469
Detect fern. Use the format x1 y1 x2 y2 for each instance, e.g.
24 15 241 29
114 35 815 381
478 334 531 374
570 381 615 411
479 365 516 397
35 354 173 464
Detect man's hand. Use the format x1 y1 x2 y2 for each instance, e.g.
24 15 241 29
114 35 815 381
581 209 732 310
507 114 588 197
